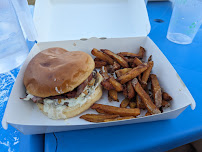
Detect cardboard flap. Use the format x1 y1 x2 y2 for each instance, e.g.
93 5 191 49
34 0 151 42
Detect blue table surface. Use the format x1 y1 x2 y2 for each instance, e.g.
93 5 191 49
0 1 201 152
44 2 202 152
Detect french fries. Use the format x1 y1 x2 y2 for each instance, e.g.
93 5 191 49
133 57 143 66
127 81 135 99
138 47 146 59
129 101 136 108
115 68 132 77
162 100 171 108
132 78 161 114
162 92 172 101
91 104 141 117
150 74 162 108
108 77 123 92
136 95 146 109
101 49 129 68
141 61 154 85
95 61 107 68
100 66 110 80
108 90 119 102
113 62 121 70
117 63 148 84
118 46 145 59
104 116 135 122
91 48 114 65
80 114 119 123
86 47 173 123
145 111 152 116
120 98 130 108
96 109 107 114
101 80 114 90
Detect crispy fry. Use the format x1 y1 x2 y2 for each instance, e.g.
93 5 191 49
91 104 141 117
80 114 119 123
106 65 114 74
123 84 128 98
136 95 146 109
150 74 162 108
101 80 114 90
141 61 154 85
108 90 119 102
133 57 143 66
148 55 152 62
95 61 107 68
129 101 136 108
138 46 146 59
100 66 110 80
145 111 152 116
101 49 129 68
127 81 135 99
117 64 148 84
91 48 114 65
94 58 101 61
162 92 172 101
108 77 123 92
115 68 132 77
96 109 106 114
118 47 145 59
162 100 171 108
132 78 161 114
113 62 121 70
120 98 130 108
104 116 135 122
118 52 140 58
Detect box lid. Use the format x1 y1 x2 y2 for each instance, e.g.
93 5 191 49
33 0 151 42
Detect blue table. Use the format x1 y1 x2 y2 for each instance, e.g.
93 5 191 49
0 5 44 151
44 2 202 152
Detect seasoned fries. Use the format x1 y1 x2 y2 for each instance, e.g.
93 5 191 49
129 100 136 108
136 95 146 109
145 111 152 116
108 90 119 102
108 77 123 92
85 46 173 123
91 104 141 117
162 92 172 101
120 98 130 108
162 100 171 108
80 114 119 123
92 48 114 65
95 61 107 68
133 57 143 66
141 61 154 85
113 62 121 71
118 46 145 59
101 49 129 68
132 78 161 114
117 63 148 84
127 81 135 99
101 80 114 90
96 109 107 114
104 116 135 122
150 74 162 108
115 68 132 77
100 66 110 80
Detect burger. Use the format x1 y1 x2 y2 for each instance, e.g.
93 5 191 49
22 47 103 119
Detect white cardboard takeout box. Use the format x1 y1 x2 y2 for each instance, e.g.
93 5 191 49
2 0 195 135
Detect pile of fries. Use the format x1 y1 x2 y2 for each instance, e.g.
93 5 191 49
80 47 172 123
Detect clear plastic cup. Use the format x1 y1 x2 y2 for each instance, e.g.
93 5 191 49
167 0 202 44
